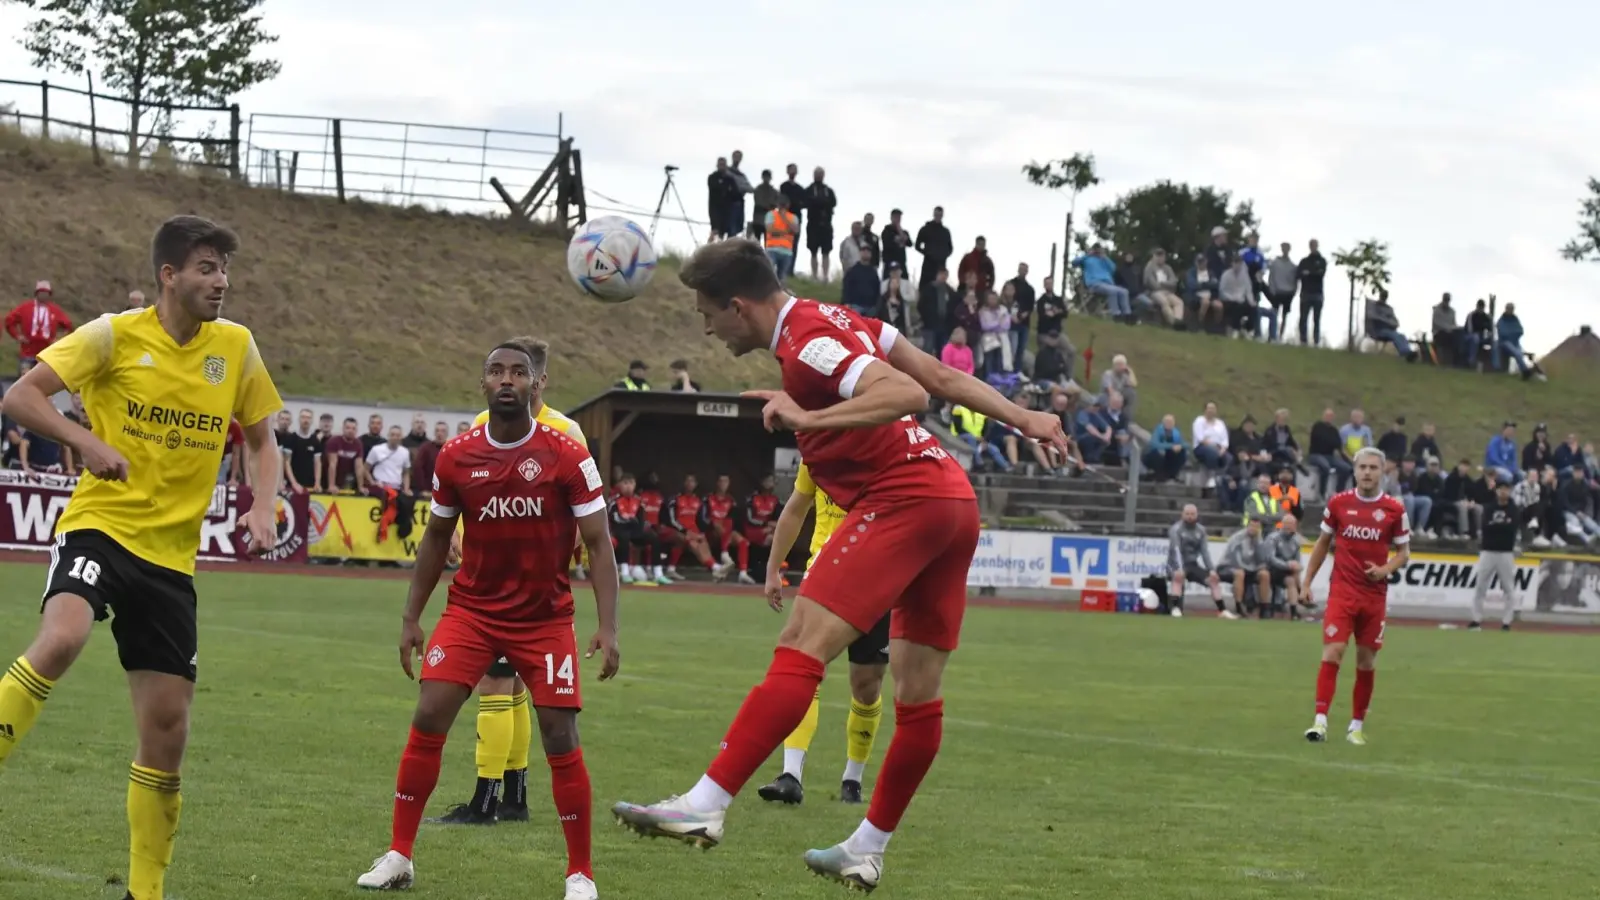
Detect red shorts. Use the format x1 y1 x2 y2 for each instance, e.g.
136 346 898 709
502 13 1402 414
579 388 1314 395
798 497 980 652
1322 599 1386 650
742 525 771 546
421 607 582 708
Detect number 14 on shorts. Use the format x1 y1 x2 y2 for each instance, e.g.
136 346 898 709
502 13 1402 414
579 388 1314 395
544 652 574 688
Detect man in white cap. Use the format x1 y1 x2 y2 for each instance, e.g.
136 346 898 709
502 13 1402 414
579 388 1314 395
5 280 74 374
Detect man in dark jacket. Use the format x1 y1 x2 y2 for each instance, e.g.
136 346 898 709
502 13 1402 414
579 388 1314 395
1440 459 1484 539
840 255 880 317
1306 407 1351 498
917 267 954 356
778 163 807 237
1465 299 1494 368
707 157 740 240
1263 409 1300 470
1297 239 1327 346
804 167 838 280
880 208 910 277
914 206 953 288
1006 262 1036 357
1376 416 1409 463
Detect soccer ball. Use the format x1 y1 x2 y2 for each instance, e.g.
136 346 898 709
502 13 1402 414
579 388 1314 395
1138 588 1160 611
567 216 657 302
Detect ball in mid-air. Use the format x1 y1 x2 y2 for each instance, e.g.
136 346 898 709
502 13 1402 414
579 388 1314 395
567 216 657 302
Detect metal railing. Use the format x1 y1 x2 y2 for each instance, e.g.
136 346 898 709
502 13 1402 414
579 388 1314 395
243 113 563 209
0 77 240 174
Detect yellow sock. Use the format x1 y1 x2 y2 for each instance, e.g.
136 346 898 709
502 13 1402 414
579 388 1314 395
0 657 54 766
845 696 883 767
475 695 515 781
505 689 531 772
783 690 821 753
127 763 182 900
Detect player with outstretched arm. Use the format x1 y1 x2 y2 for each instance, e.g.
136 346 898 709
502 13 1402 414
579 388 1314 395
356 342 620 900
1300 446 1410 746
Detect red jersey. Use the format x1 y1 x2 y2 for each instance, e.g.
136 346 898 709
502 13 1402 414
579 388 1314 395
773 298 972 509
610 493 643 526
744 491 780 528
639 487 664 526
430 421 606 622
5 298 73 359
702 492 736 529
1320 489 1410 605
665 491 703 533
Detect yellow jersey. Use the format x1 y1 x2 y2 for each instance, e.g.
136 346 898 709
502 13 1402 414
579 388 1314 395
794 463 846 565
471 404 584 443
40 309 283 574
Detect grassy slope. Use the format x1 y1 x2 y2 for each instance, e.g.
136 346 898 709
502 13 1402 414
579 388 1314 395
3 132 1595 459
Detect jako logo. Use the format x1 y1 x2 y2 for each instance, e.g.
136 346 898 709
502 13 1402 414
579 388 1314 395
555 687 574 695
478 496 545 520
1049 536 1109 588
471 470 491 478
1341 524 1384 542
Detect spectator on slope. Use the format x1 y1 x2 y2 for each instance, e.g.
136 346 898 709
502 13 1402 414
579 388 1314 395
779 163 807 237
978 290 1014 375
1232 416 1273 479
1411 422 1442 467
1559 470 1600 544
841 248 880 317
939 326 975 377
1515 468 1557 549
1031 331 1072 390
125 290 145 311
362 424 414 542
918 267 954 355
804 166 837 279
1306 409 1350 498
878 265 914 333
323 417 364 492
1397 456 1435 539
1440 459 1485 540
706 157 740 240
1271 466 1304 522
1465 298 1494 368
1265 242 1299 342
749 168 781 241
1036 275 1067 341
763 195 800 283
1485 421 1520 484
1075 244 1132 322
1143 414 1188 482
401 414 429 450
359 413 386 456
858 212 881 272
1192 401 1230 475
839 220 868 273
990 393 1061 474
1006 262 1035 357
880 209 910 278
1103 391 1133 463
914 206 953 289
1554 432 1586 480
1115 250 1150 322
1263 408 1301 471
411 421 448 501
1523 423 1552 474
615 359 650 391
726 149 754 237
1185 252 1223 331
1074 396 1114 466
1205 226 1232 284
668 359 702 392
1240 232 1268 338
959 235 996 293
1296 239 1328 346
1218 255 1256 336
1377 415 1409 464
1340 409 1374 460
950 272 983 343
1432 293 1468 366
1417 456 1446 537
1098 353 1139 418
1493 302 1537 379
1168 503 1224 616
951 404 1011 472
5 280 73 375
1143 248 1184 326
1365 289 1418 361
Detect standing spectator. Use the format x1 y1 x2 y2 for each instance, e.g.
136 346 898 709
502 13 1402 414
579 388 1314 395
1186 252 1223 331
1098 353 1138 417
220 419 248 486
455 421 471 436
857 212 881 271
914 206 953 288
1263 408 1300 470
401 414 429 450
1006 262 1035 358
762 195 799 283
958 236 996 293
1191 401 1230 474
1440 459 1485 540
1031 331 1071 389
411 421 449 500
1397 456 1434 538
1493 302 1534 378
1377 415 1409 463
779 163 807 240
18 410 74 474
977 291 1013 375
1116 250 1149 321
949 271 983 341
315 411 334 443
1074 244 1131 322
1523 423 1552 474
917 267 954 355
1365 290 1417 361
358 413 386 456
125 290 146 310
5 281 73 374
1204 226 1232 284
667 359 702 392
1410 423 1442 466
939 326 975 376
841 249 880 317
804 167 837 279
1218 255 1255 334
1297 238 1328 346
1143 414 1187 481
280 407 324 494
1465 299 1494 368
615 360 650 391
725 150 753 237
706 157 739 240
880 208 910 277
839 221 868 272
1308 407 1353 497
1484 421 1520 484
1340 409 1374 459
1471 480 1521 629
1266 242 1299 342
1143 249 1184 326
1432 293 1468 365
1239 232 1268 337
749 169 780 241
1035 276 1066 340
878 266 913 333
362 425 414 542
323 417 365 492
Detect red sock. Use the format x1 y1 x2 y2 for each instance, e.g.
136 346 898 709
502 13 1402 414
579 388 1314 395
705 647 826 796
1314 661 1339 715
547 749 592 879
1352 668 1375 721
390 727 447 859
866 699 944 833
736 541 749 571
668 546 683 567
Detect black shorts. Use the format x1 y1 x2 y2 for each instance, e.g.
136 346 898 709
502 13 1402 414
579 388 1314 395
847 613 891 666
42 530 198 681
1178 564 1214 584
806 221 834 252
487 656 516 679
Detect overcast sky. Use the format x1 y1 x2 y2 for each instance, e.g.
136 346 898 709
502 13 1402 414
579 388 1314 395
2 0 1596 353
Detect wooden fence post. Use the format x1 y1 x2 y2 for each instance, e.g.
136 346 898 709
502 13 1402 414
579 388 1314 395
332 118 346 202
39 80 48 138
229 104 242 179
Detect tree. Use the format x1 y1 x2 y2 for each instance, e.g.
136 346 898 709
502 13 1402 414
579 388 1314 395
1560 177 1600 262
1084 180 1258 268
1332 239 1392 350
1022 153 1099 283
8 0 280 158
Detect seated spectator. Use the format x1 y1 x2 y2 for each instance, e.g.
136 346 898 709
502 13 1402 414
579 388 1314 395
1553 432 1586 479
1515 468 1559 548
1416 456 1445 536
1216 448 1252 513
1032 331 1071 388
1185 252 1223 330
1307 407 1352 497
1523 423 1552 475
1465 298 1494 368
1377 415 1408 463
1263 408 1300 470
1559 471 1600 544
1218 255 1256 334
878 264 913 332
989 394 1059 474
1265 243 1299 342
1073 244 1132 322
1232 415 1273 478
1116 250 1151 321
1143 414 1187 481
1410 422 1442 466
1103 391 1132 463
1242 473 1283 526
1484 421 1520 484
19 421 72 474
1432 293 1470 366
1270 467 1304 522
1365 289 1418 361
1075 397 1114 465
1098 353 1138 416
1440 459 1485 540
1 406 21 469
939 326 975 375
1397 456 1435 539
1340 409 1374 459
1586 443 1600 481
841 247 880 316
951 404 1010 472
977 291 1014 375
1192 401 1229 473
1492 302 1534 378
1142 248 1184 325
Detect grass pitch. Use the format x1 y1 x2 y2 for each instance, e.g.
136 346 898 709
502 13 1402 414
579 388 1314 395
0 561 1595 899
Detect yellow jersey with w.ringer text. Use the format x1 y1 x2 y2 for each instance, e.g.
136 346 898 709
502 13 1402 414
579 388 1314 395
39 309 283 574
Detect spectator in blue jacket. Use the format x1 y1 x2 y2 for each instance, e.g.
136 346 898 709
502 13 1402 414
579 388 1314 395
1554 432 1585 480
1074 397 1114 465
1142 414 1188 481
840 254 881 317
1492 303 1531 376
1073 244 1132 322
1484 421 1521 484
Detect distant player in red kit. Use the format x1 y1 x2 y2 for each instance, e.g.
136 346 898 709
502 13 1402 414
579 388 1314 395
612 239 1066 892
1300 446 1410 746
610 473 664 585
357 341 621 900
663 474 733 579
701 474 750 582
740 473 780 583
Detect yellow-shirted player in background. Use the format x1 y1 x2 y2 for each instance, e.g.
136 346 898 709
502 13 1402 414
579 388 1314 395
755 462 888 806
0 216 283 900
433 337 589 825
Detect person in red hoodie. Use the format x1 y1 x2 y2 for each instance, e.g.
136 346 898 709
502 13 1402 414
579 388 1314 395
6 281 74 373
956 236 995 293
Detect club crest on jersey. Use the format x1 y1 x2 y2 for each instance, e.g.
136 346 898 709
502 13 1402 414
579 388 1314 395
519 458 542 482
1372 509 1386 522
202 355 227 385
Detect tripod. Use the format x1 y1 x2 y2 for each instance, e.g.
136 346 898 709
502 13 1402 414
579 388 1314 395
650 165 698 248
